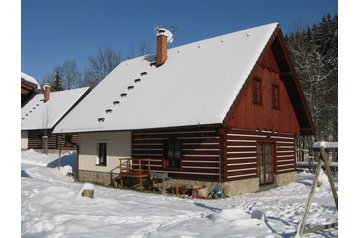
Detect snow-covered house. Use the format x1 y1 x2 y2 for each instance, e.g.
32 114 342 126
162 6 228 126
21 85 90 150
53 23 314 196
21 72 41 107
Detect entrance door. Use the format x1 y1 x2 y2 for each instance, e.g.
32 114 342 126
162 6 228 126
258 143 274 185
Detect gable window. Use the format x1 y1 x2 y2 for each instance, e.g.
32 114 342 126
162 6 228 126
165 139 182 169
272 85 280 109
97 142 107 166
253 78 262 105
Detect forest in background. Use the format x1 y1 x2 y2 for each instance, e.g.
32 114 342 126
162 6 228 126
44 14 338 160
286 14 338 161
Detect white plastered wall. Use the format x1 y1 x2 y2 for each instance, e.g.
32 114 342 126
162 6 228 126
78 131 132 173
21 130 28 149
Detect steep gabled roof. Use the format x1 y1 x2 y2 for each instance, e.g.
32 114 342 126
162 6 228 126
53 23 312 134
21 87 90 130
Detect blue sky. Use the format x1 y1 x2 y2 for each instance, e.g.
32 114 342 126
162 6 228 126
22 0 337 84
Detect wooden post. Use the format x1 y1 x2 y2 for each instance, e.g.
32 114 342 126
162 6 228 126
298 158 323 237
297 145 338 237
320 147 338 209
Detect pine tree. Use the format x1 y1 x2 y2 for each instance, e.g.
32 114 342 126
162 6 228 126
51 71 65 92
286 14 338 160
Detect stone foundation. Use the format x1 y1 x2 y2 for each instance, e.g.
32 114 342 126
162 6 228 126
275 171 297 186
78 170 117 187
222 177 260 196
78 170 297 197
162 177 260 197
163 178 220 195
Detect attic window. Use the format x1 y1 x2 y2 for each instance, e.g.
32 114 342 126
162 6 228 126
33 107 36 109
134 78 141 83
105 109 113 113
113 100 120 105
22 118 25 120
25 114 28 116
253 78 262 105
128 85 134 90
98 117 105 122
36 104 39 106
272 85 280 109
141 72 147 76
121 93 127 97
29 111 32 113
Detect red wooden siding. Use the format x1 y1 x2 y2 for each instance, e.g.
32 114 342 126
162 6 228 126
223 128 296 181
226 48 301 134
132 126 221 181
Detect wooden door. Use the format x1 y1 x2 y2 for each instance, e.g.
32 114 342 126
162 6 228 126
258 143 274 185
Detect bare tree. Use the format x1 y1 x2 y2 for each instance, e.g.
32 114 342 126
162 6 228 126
139 41 150 56
42 60 82 90
42 103 52 155
127 45 136 59
61 60 82 89
82 48 122 88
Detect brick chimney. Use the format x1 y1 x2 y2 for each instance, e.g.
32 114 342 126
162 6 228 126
43 84 51 102
156 28 173 67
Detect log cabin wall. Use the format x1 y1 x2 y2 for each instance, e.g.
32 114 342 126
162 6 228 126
27 129 78 150
28 129 57 149
132 126 222 182
57 134 79 150
223 128 296 182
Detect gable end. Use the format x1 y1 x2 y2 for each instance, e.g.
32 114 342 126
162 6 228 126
224 26 314 135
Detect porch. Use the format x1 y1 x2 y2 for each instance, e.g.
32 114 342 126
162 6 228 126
115 157 151 191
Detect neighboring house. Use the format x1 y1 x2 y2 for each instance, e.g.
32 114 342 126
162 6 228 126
21 72 41 107
21 85 90 150
53 23 314 196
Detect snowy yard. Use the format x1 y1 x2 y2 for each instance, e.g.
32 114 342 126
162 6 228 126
21 149 337 238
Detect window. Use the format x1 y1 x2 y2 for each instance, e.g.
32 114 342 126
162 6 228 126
64 135 73 146
272 85 279 109
97 142 107 166
165 139 182 169
253 78 262 105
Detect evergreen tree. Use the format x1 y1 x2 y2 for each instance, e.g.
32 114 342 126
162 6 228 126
286 14 338 160
51 71 65 91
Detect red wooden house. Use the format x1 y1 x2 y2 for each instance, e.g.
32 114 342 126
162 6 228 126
21 72 41 108
54 23 314 196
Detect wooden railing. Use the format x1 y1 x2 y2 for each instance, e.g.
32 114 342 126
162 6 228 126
117 157 151 191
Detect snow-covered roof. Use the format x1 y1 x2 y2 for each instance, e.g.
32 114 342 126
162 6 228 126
54 23 278 134
21 87 90 130
21 72 41 90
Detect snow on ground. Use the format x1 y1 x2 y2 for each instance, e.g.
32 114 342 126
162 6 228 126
21 150 338 238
